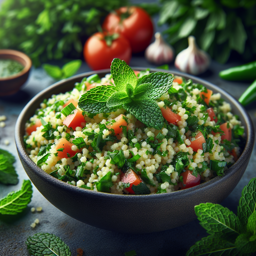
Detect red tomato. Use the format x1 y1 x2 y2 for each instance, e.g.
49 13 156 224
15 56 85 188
230 148 238 161
63 109 86 130
189 131 206 152
180 170 201 189
206 107 218 122
107 114 128 135
200 89 212 105
26 119 42 135
161 106 181 125
56 138 80 158
63 99 78 108
220 122 232 141
102 7 154 53
83 32 131 70
121 169 143 194
173 77 183 84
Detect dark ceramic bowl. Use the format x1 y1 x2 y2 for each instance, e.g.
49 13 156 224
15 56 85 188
15 69 255 233
0 49 32 96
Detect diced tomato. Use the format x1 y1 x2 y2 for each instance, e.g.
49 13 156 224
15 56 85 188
161 106 181 125
26 120 42 135
121 169 143 194
207 107 218 122
200 89 213 105
219 122 232 141
107 114 128 135
63 109 86 130
180 170 201 189
63 99 78 108
189 131 206 152
86 83 97 91
173 77 183 84
133 70 140 77
56 138 80 158
230 148 238 161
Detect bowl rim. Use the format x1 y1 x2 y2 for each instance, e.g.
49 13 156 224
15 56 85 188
15 68 255 201
0 49 32 81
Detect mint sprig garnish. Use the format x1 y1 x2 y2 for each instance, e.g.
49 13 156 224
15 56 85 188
0 148 18 185
26 233 71 256
187 178 256 256
78 58 174 130
0 180 33 215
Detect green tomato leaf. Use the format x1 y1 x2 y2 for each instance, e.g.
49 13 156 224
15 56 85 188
186 235 239 256
106 91 131 108
0 149 18 185
235 233 256 255
195 203 241 237
110 58 137 91
238 177 256 227
136 72 174 100
0 180 33 215
96 171 113 193
123 99 164 130
78 85 117 113
62 59 82 78
26 233 71 256
43 64 63 80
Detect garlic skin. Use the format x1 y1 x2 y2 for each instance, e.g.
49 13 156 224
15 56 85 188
145 32 174 65
175 36 210 75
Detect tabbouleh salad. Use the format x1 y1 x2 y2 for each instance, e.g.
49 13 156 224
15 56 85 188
24 59 245 195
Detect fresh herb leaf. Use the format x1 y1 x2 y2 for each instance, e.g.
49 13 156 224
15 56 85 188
37 153 50 167
131 182 150 195
107 91 131 108
124 99 164 130
141 169 155 186
62 59 82 79
0 180 33 215
136 72 174 99
26 233 71 256
78 85 117 114
172 152 189 174
235 232 256 254
195 203 241 237
43 64 62 80
107 150 126 168
96 171 113 193
0 149 18 185
186 235 238 256
237 177 256 227
210 160 226 176
72 137 86 149
111 58 137 91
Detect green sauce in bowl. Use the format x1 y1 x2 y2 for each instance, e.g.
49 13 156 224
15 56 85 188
0 59 24 78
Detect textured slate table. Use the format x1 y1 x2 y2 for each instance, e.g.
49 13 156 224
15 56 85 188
0 57 255 256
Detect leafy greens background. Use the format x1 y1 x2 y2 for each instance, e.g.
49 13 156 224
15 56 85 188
0 0 129 66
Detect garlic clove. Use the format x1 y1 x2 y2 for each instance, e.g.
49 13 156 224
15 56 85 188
175 36 210 75
145 32 174 65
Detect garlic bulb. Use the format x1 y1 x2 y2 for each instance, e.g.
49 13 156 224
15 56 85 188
145 32 174 65
175 36 210 75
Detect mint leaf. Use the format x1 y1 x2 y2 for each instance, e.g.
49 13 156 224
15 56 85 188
124 99 164 130
111 58 137 91
0 180 33 215
237 177 256 227
78 85 117 113
136 72 174 99
126 83 134 98
235 233 256 254
186 235 239 256
247 210 256 235
195 203 241 237
133 83 152 100
107 91 131 108
26 233 71 256
0 149 18 185
43 64 63 80
62 59 82 78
